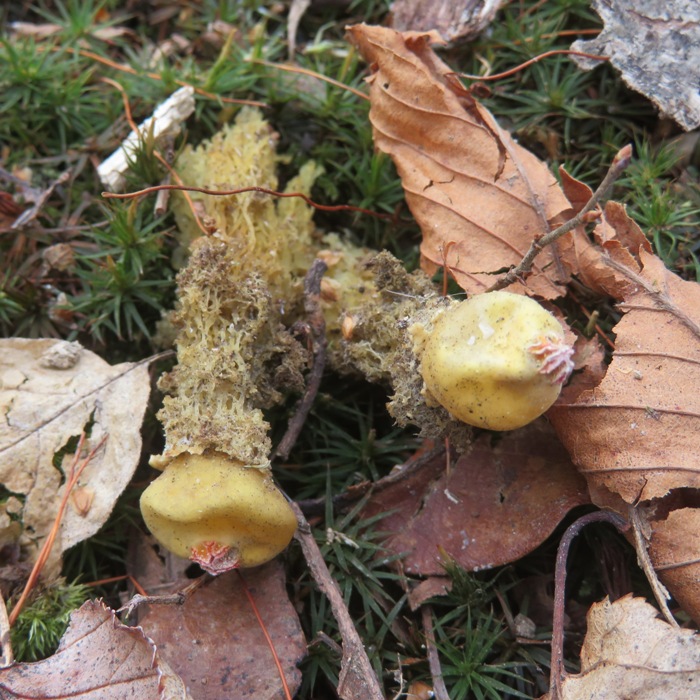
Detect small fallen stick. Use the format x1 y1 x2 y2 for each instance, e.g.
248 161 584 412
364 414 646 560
118 574 211 618
489 144 633 292
422 605 450 700
291 502 385 700
97 86 195 193
269 258 384 698
275 258 328 461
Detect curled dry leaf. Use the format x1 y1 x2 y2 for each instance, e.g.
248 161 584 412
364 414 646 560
0 600 190 699
0 339 150 573
363 420 590 575
649 508 700 625
347 24 595 299
549 248 700 505
543 595 700 699
571 0 700 131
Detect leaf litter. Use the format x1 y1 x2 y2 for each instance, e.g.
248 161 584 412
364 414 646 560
543 595 700 699
346 23 599 301
550 247 700 505
348 20 700 691
0 600 190 699
127 535 305 700
3 11 700 699
363 420 590 575
0 338 151 576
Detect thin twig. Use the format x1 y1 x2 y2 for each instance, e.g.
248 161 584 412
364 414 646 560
103 184 393 221
295 444 445 517
118 574 211 618
10 169 72 230
86 574 148 596
275 259 328 460
291 501 384 700
248 57 369 101
9 433 108 626
550 510 629 700
52 45 268 108
628 505 677 627
421 605 450 700
488 144 633 292
458 49 608 82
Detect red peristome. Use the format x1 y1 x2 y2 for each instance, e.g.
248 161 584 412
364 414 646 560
191 541 240 575
527 336 575 385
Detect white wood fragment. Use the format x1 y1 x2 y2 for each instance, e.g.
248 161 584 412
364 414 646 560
97 86 195 192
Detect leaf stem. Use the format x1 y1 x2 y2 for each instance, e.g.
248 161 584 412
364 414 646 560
422 605 450 700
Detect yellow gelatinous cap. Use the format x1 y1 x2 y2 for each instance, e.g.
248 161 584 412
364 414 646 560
418 291 574 431
140 452 297 573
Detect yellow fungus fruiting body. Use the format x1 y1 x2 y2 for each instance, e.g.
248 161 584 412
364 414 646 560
419 291 573 431
140 452 297 572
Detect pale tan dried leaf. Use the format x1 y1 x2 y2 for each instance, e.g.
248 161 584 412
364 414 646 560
550 249 700 504
571 0 700 131
0 339 150 572
0 600 190 699
649 508 700 626
541 596 700 699
347 24 595 299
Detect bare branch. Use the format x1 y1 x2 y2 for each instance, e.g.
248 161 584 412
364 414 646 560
489 144 632 292
291 502 384 700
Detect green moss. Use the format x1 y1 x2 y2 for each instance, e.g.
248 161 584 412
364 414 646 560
10 581 89 662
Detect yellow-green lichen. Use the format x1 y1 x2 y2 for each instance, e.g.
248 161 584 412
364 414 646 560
152 109 321 469
152 108 471 471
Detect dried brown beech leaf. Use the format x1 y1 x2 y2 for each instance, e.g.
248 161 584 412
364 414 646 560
549 248 700 504
389 0 506 43
134 562 305 700
347 24 594 299
0 339 151 572
0 599 190 699
363 421 590 575
649 508 700 626
571 0 700 131
543 595 700 699
572 200 653 300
